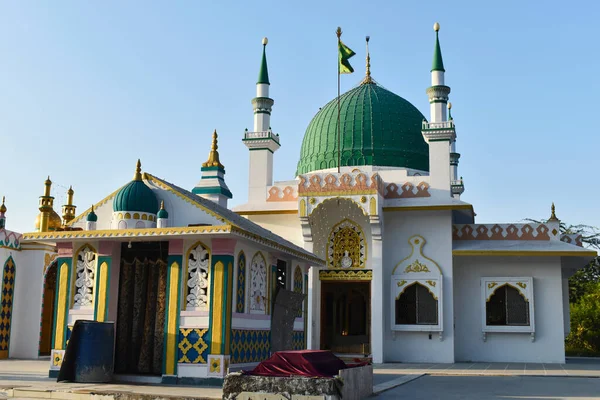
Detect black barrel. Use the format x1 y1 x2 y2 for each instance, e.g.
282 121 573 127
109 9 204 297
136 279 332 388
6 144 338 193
57 320 115 383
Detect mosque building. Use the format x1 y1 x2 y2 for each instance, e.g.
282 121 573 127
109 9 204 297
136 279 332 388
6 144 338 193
0 23 595 381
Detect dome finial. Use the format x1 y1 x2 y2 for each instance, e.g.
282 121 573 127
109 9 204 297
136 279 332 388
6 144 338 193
431 22 445 72
202 130 225 169
257 38 270 85
360 36 374 85
134 159 142 181
548 202 559 222
0 196 6 214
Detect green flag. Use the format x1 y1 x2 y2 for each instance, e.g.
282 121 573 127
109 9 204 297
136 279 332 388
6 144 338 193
338 40 355 74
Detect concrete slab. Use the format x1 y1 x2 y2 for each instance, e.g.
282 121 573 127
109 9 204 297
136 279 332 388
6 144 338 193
375 375 600 400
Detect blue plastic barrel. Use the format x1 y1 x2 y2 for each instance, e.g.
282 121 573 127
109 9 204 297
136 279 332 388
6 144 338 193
58 320 115 383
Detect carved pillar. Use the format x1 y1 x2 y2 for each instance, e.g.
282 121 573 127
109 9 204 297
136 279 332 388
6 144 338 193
49 243 73 376
162 239 183 381
93 242 113 322
207 238 236 378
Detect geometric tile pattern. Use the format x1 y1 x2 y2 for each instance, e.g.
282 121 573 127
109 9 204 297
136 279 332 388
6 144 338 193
0 257 15 358
230 329 270 364
236 252 246 313
177 328 209 364
292 331 305 351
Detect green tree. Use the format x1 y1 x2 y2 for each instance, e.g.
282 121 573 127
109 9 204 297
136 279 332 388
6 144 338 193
566 283 600 354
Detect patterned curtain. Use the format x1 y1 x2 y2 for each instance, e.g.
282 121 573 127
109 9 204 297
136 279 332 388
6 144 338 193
115 257 167 375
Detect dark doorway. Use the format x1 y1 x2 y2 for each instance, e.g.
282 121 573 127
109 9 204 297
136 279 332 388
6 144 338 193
39 262 57 356
115 241 168 375
320 281 370 355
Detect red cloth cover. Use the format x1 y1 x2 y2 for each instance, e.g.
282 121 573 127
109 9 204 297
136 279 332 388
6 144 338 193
247 350 352 378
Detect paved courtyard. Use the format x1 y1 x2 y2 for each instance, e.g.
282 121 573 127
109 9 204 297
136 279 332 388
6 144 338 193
376 375 600 399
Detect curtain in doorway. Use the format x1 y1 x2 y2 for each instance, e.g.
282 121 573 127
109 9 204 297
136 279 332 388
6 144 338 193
115 258 167 375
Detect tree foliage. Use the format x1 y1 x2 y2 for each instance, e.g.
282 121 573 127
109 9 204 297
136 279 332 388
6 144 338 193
526 218 600 354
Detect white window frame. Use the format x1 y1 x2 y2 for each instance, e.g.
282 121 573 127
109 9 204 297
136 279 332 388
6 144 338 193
391 274 443 332
481 277 535 337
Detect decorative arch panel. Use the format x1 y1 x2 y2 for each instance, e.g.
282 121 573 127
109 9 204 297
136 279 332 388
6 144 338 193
327 219 367 269
73 245 97 307
185 241 211 311
249 252 267 314
0 257 16 359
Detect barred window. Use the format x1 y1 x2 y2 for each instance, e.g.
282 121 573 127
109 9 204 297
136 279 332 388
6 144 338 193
486 285 530 326
395 283 438 325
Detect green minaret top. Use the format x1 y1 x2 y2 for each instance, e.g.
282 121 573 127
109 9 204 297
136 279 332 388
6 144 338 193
431 22 445 72
257 37 270 85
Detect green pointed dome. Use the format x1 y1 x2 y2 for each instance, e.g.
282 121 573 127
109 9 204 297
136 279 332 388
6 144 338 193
296 82 429 175
113 161 158 214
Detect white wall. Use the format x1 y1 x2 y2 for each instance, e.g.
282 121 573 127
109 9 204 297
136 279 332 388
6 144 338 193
453 256 565 363
382 210 454 363
248 214 303 247
9 248 48 359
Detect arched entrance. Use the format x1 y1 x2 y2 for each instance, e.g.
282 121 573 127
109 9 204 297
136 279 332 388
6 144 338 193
308 198 372 356
39 261 58 356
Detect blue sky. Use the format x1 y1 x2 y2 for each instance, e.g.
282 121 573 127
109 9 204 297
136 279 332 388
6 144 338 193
0 0 598 233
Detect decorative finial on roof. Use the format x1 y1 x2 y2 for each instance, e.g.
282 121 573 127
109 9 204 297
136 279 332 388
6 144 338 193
448 101 453 120
431 22 445 72
0 196 6 214
44 176 52 197
134 159 142 181
202 130 225 169
548 202 559 222
360 36 374 85
87 204 98 222
257 37 270 85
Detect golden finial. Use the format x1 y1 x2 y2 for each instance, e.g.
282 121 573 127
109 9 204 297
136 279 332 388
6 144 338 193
43 176 52 197
361 36 373 85
448 102 452 110
91 204 94 213
160 200 165 210
202 130 224 168
548 202 559 221
134 159 142 181
67 186 74 205
0 196 6 214
434 22 440 32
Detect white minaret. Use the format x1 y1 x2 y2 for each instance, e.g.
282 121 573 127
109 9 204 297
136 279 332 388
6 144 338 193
422 22 456 194
243 37 280 203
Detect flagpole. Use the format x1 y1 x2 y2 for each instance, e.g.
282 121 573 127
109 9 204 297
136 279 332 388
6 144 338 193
336 27 342 174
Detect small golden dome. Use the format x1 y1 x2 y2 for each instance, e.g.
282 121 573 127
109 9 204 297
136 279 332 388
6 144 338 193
35 209 63 231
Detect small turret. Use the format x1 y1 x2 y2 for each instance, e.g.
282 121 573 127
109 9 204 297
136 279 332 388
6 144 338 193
192 130 233 208
36 176 62 232
62 186 77 225
0 196 7 229
157 200 169 228
86 205 98 231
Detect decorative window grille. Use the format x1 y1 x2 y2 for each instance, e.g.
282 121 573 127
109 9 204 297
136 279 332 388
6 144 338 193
186 242 210 310
486 285 530 326
73 246 97 307
250 252 267 313
481 277 535 340
395 283 438 325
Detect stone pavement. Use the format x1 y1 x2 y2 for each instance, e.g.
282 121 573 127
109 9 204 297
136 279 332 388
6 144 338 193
1 358 600 399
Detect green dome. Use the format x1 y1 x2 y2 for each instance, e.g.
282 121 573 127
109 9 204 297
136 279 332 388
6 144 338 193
113 180 158 214
86 209 97 222
296 82 429 175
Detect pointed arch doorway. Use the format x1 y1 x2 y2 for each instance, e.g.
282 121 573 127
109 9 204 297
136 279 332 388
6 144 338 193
39 261 58 356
